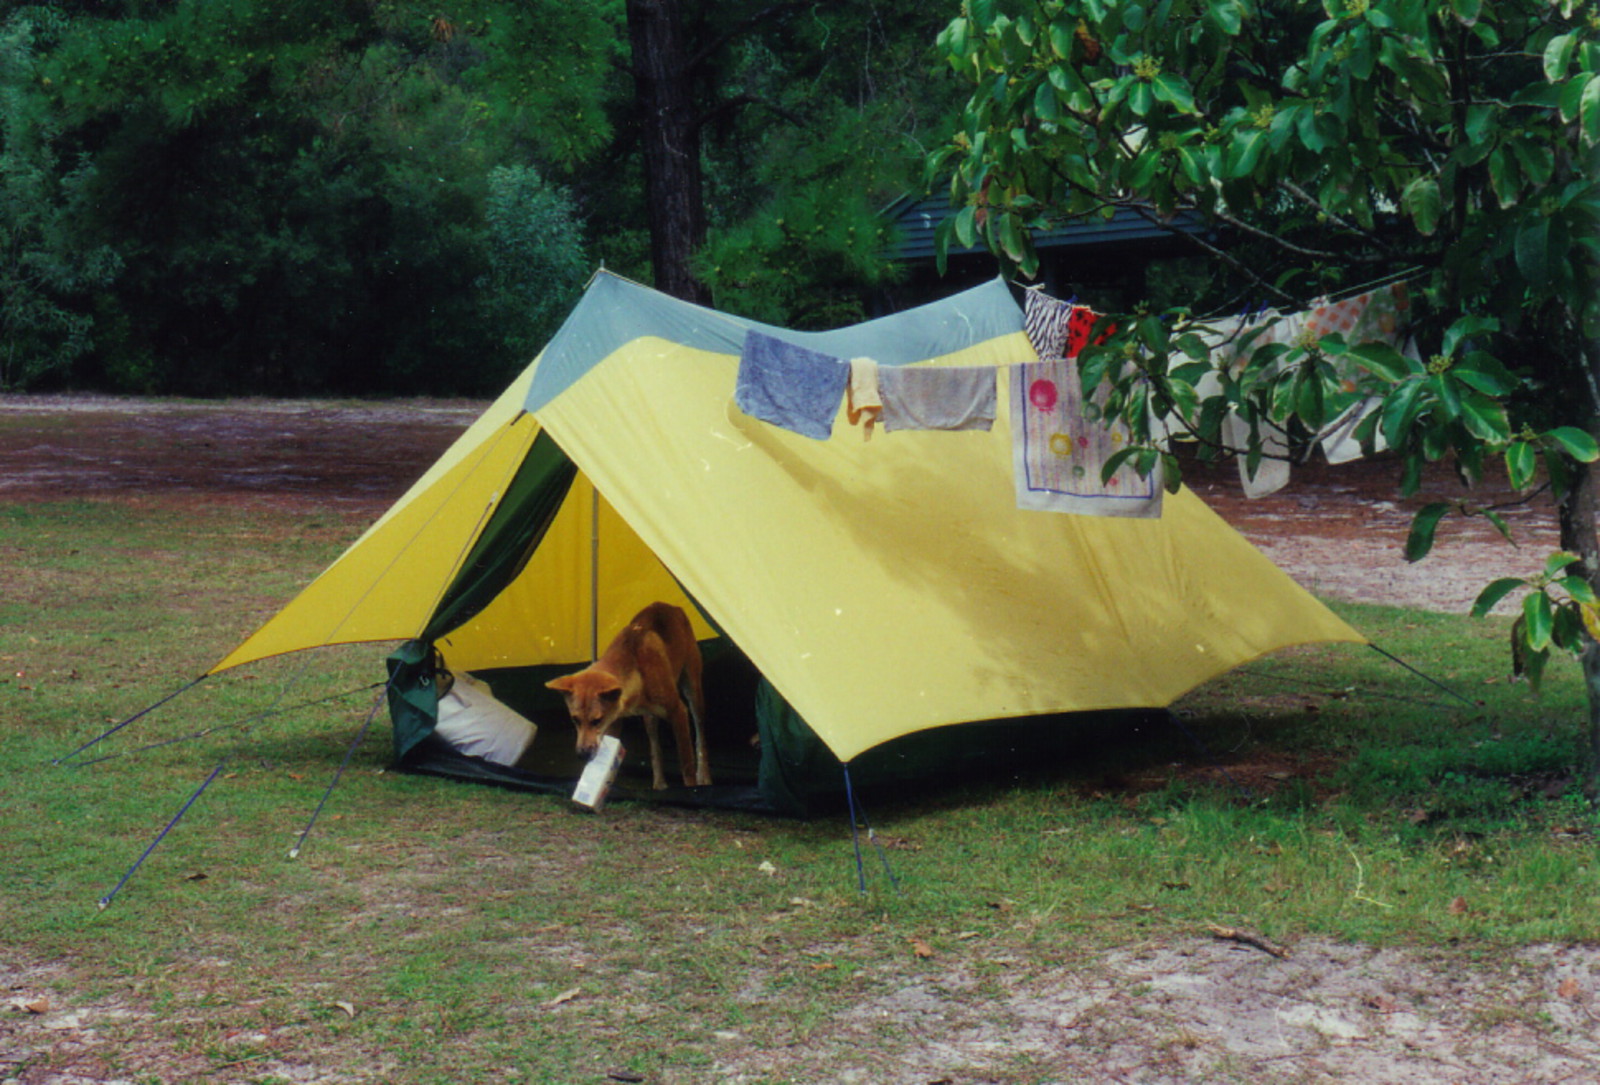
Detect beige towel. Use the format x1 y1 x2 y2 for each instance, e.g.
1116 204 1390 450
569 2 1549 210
846 358 882 440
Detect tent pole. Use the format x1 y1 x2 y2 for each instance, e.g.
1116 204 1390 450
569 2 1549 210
590 480 600 661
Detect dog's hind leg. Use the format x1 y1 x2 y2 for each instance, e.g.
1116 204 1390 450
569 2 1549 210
642 716 668 790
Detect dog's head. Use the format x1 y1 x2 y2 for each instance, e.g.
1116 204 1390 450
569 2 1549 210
545 670 624 757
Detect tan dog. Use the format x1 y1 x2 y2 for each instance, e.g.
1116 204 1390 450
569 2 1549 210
545 602 710 789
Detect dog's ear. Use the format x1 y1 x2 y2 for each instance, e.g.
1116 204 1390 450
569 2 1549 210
545 675 576 693
599 685 623 703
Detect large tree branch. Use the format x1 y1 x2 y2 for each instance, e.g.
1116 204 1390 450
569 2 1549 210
1277 180 1404 258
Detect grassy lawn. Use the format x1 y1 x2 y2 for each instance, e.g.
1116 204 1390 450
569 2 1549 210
4 495 1597 1082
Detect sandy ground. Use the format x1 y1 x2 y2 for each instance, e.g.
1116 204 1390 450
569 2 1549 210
0 395 1587 1085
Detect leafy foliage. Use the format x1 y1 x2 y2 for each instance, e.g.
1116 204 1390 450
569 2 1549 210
0 14 118 390
2 0 613 394
931 0 1600 701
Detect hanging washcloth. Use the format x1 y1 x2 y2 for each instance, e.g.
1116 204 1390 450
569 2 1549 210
1064 304 1116 358
1223 412 1292 498
876 365 997 432
735 330 849 440
846 357 883 440
1012 358 1163 518
1024 288 1073 359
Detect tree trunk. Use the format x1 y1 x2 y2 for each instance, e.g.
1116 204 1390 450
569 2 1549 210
1559 442 1600 797
625 0 711 305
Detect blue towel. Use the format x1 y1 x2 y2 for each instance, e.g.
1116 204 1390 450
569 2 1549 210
735 331 850 440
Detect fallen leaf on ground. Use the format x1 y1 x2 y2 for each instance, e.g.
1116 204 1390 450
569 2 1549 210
1365 995 1400 1014
757 860 777 876
909 938 935 959
542 987 581 1009
1559 977 1583 1000
334 1001 356 1018
15 997 49 1014
1447 896 1469 916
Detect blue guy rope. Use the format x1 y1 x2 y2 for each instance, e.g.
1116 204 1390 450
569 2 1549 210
98 759 227 910
65 682 387 769
288 685 387 860
1367 643 1479 710
53 675 208 766
843 764 867 893
841 765 900 894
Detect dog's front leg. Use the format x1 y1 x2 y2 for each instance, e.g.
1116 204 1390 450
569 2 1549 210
642 716 668 790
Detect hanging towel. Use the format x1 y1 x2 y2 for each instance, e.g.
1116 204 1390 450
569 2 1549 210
846 357 883 439
876 365 997 432
1024 288 1072 360
1012 359 1163 518
1305 281 1411 345
735 330 849 440
1223 412 1292 498
1064 304 1116 358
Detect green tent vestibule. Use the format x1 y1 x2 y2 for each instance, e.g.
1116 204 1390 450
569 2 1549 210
210 271 1365 814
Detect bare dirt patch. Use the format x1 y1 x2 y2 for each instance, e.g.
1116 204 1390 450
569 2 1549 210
1 394 1585 1085
0 393 1559 613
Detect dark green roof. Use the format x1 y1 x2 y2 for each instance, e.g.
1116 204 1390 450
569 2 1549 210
883 195 1204 261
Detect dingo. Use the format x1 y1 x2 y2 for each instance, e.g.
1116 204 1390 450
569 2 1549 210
545 602 710 789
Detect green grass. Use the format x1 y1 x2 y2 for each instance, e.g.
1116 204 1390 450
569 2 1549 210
4 494 1599 1081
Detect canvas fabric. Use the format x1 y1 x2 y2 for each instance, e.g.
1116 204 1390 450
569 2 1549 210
219 272 1365 765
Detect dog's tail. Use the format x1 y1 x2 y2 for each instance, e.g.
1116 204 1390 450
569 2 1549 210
678 671 712 786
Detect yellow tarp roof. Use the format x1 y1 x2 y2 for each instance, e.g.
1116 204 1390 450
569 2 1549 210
213 273 1362 763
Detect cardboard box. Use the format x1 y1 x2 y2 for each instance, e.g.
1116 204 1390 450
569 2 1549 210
571 735 624 811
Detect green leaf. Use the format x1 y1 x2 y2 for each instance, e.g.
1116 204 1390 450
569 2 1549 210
1524 590 1555 651
1558 575 1599 608
1472 576 1525 618
1033 80 1060 122
1207 0 1243 36
1440 315 1500 357
1405 501 1451 562
1457 388 1510 442
1565 575 1600 605
1129 79 1154 117
1515 216 1553 287
1583 75 1600 146
1452 351 1517 396
1483 509 1514 545
1401 176 1442 235
932 215 955 275
1349 342 1411 381
1506 440 1537 490
1381 377 1427 449
1543 426 1600 462
1545 32 1577 82
953 203 978 249
1228 128 1267 178
1150 73 1196 113
1544 550 1583 577
1488 147 1517 208
1449 0 1483 24
999 211 1028 262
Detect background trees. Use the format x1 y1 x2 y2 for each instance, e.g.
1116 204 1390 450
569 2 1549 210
0 0 955 394
929 0 1600 778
